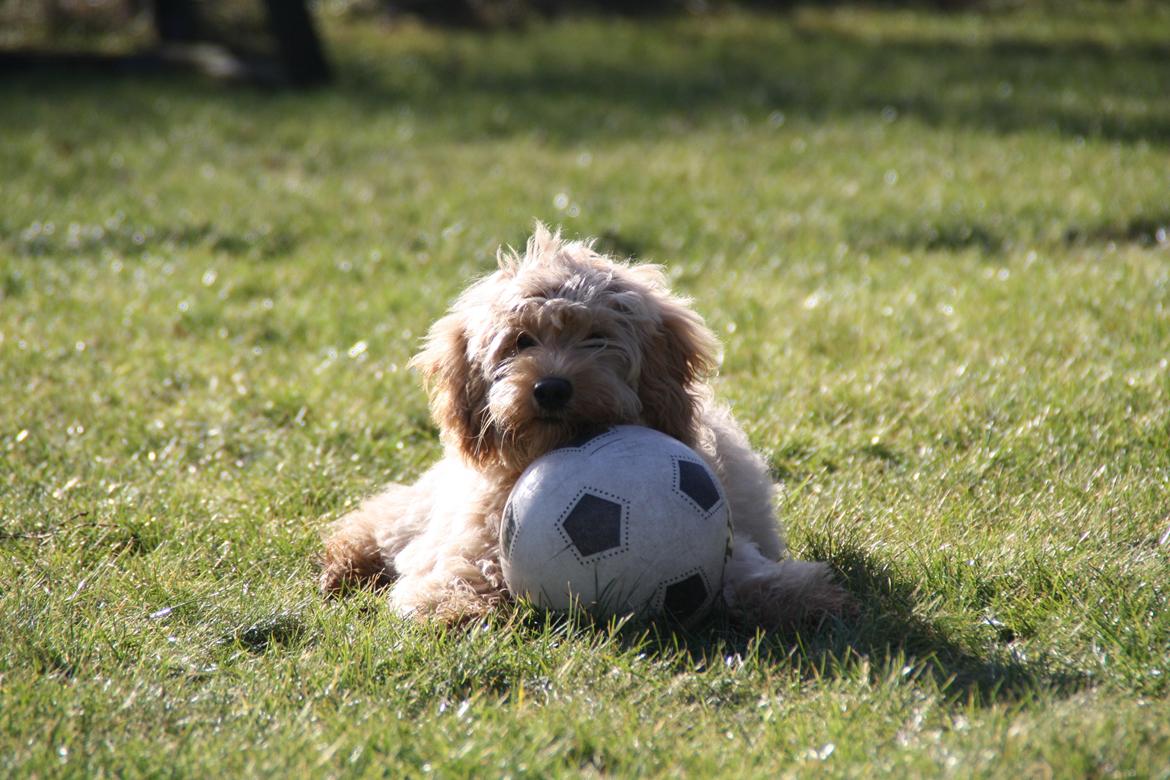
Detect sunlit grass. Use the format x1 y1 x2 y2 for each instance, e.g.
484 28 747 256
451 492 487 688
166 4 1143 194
2 2 1169 776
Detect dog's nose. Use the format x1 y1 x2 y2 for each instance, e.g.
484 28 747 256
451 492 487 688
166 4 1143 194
533 377 573 411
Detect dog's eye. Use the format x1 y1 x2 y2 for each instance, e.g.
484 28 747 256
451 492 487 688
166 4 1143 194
581 332 608 349
515 332 537 351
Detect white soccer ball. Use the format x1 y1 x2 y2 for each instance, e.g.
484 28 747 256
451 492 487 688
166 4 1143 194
500 425 733 624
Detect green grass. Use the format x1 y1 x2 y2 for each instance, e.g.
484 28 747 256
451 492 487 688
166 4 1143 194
3 2 1170 776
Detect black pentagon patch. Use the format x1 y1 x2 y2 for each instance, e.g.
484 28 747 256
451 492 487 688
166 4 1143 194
677 460 721 511
501 504 517 557
663 573 708 621
561 493 623 557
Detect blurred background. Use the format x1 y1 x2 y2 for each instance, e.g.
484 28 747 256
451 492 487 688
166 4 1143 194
0 0 1114 89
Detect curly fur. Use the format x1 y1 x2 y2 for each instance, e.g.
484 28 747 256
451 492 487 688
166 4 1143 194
320 225 851 627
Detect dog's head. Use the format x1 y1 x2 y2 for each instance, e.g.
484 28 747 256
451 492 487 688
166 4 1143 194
410 225 721 473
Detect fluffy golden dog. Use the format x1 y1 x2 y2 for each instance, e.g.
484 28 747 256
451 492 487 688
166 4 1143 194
320 225 850 627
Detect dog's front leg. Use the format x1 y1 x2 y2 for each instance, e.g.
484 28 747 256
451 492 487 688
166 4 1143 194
319 461 464 595
388 527 509 623
320 482 431 594
386 478 512 624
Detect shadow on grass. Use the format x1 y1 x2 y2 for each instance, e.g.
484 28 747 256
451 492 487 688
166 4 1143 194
384 27 1170 146
1 10 1167 147
220 610 309 654
801 541 1086 702
619 540 1087 706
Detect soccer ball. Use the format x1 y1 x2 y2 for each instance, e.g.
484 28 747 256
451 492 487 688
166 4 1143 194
500 426 733 624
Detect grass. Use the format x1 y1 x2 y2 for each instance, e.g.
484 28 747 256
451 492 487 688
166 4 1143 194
2 1 1170 775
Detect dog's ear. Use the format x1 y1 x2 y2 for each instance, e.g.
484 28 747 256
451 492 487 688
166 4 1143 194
409 312 497 467
637 292 721 446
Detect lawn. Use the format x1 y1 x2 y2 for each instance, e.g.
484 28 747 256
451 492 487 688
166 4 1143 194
2 1 1170 776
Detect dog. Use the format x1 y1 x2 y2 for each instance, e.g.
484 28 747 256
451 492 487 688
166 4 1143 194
319 225 851 627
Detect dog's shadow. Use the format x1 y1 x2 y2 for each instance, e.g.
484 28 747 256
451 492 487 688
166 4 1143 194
605 542 1084 706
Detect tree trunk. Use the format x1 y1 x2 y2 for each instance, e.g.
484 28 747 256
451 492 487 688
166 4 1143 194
153 0 201 43
262 0 332 87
